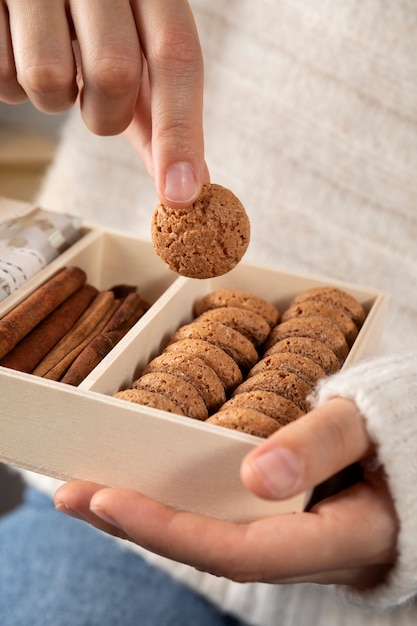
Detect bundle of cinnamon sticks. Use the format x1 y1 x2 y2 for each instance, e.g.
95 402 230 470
0 266 150 386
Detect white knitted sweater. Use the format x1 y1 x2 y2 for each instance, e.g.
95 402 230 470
27 1 417 624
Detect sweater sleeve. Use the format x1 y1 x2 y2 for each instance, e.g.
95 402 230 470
313 351 417 610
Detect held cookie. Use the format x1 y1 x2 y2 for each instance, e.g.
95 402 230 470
193 289 279 328
142 352 226 413
151 183 250 279
264 316 349 361
220 390 304 426
170 320 258 371
164 338 242 392
133 372 208 420
206 407 280 438
195 306 271 347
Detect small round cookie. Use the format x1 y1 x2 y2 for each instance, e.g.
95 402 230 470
164 338 242 392
151 183 250 279
193 289 279 328
248 352 326 387
264 336 341 375
206 407 280 438
170 321 259 371
264 316 349 361
281 300 358 345
114 388 184 415
220 390 304 426
233 369 312 412
142 352 226 413
195 306 271 347
133 372 208 420
291 286 366 327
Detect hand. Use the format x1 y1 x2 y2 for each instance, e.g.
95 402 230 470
54 398 398 588
0 0 207 206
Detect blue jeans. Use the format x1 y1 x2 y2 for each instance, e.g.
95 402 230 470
0 487 247 626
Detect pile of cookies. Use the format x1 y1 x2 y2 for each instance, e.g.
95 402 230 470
0 266 150 385
115 285 366 438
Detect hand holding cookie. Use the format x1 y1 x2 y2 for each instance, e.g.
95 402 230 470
0 0 206 210
151 183 251 278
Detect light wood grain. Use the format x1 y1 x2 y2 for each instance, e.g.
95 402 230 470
0 216 389 521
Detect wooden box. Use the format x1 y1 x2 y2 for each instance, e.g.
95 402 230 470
0 214 388 522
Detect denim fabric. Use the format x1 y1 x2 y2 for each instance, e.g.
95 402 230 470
0 487 247 626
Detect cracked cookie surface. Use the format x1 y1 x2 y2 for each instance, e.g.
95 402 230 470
151 183 250 278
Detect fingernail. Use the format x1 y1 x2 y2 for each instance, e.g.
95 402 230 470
164 162 198 204
249 447 300 498
55 502 85 522
90 502 123 530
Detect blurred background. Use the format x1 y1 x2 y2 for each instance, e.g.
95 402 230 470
0 102 68 514
0 102 67 202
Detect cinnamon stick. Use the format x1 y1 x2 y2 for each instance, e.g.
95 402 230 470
0 284 99 372
32 290 116 378
42 298 121 381
61 293 149 385
0 266 86 359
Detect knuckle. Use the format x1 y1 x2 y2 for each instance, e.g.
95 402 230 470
89 56 140 97
19 62 72 96
320 413 351 462
151 28 202 70
210 532 262 584
153 116 191 143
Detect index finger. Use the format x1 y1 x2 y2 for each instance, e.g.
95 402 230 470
132 0 205 207
241 397 374 501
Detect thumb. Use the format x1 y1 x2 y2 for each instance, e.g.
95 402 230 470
240 397 373 501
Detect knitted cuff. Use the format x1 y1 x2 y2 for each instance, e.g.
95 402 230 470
313 352 417 610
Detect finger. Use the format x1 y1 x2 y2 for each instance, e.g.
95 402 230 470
241 397 374 500
54 481 131 540
69 0 142 135
132 0 205 207
55 479 396 584
6 0 77 112
122 60 154 174
0 1 26 102
124 64 210 185
124 85 210 195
